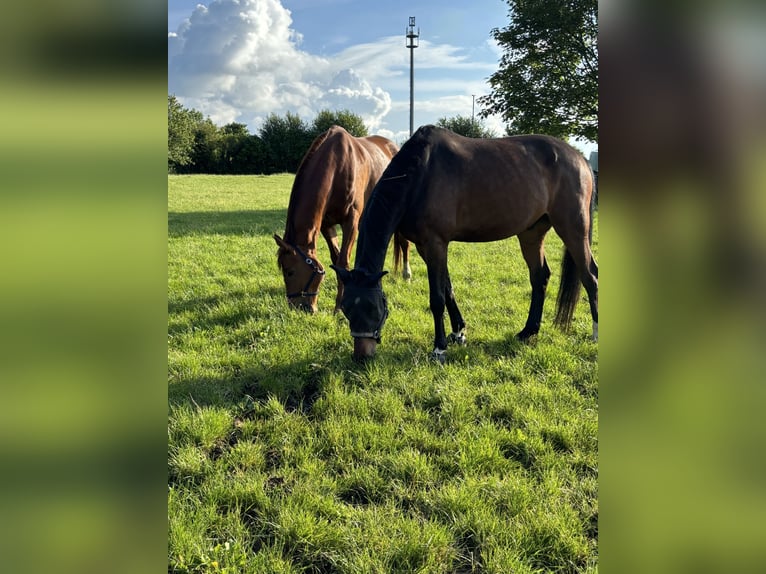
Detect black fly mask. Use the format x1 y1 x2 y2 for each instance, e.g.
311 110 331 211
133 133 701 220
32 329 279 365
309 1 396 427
331 267 389 342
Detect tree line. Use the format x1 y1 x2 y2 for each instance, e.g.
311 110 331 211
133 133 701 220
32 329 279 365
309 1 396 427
168 95 496 175
168 96 373 174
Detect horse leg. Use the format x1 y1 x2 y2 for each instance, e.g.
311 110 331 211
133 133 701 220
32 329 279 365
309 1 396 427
395 232 413 280
445 271 467 346
417 241 449 363
322 224 347 313
587 256 598 340
336 220 362 312
554 232 598 341
516 218 553 341
321 225 341 266
402 237 412 280
564 243 598 341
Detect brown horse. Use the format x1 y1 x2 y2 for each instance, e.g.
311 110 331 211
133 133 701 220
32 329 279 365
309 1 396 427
332 125 597 362
274 125 411 313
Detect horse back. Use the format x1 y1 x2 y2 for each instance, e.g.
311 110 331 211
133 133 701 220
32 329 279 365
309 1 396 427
363 135 399 163
400 128 593 242
292 126 398 229
512 135 594 229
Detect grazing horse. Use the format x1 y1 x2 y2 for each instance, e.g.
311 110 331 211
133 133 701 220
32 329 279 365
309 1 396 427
332 125 598 363
274 125 411 313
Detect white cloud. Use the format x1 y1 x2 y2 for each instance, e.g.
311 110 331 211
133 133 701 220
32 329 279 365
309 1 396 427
416 40 496 72
485 37 503 60
332 37 407 82
168 0 503 135
320 69 392 131
168 0 396 130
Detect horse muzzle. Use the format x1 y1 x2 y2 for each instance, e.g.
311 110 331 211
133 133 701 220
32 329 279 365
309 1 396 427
288 297 318 314
352 337 378 362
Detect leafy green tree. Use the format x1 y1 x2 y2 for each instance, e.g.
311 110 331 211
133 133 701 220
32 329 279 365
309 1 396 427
259 112 312 173
216 124 251 173
187 118 221 174
436 115 496 138
168 95 203 172
311 109 369 138
221 122 249 136
479 0 597 142
231 135 267 174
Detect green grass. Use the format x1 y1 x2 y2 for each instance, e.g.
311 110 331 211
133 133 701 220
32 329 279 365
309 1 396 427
168 174 598 573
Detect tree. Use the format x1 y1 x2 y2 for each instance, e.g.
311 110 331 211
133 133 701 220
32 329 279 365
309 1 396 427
258 112 312 173
436 115 496 138
187 118 221 174
311 109 369 138
479 0 597 142
168 95 203 172
231 136 267 174
217 123 251 173
221 122 249 136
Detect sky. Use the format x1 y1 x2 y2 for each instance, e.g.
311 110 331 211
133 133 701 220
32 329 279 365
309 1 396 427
168 0 596 153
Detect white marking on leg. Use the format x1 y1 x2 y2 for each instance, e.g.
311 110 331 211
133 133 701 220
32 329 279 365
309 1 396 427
592 321 598 342
430 348 446 364
447 328 467 346
403 263 412 281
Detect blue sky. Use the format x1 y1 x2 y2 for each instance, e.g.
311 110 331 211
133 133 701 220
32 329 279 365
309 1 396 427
168 0 596 152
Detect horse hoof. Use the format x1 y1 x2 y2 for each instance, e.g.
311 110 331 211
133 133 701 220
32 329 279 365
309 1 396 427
447 331 466 346
430 349 446 364
515 328 537 342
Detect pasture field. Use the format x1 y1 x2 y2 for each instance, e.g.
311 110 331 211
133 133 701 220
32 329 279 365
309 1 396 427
168 174 598 573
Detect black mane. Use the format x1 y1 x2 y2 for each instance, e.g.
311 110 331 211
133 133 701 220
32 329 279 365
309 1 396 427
353 126 435 273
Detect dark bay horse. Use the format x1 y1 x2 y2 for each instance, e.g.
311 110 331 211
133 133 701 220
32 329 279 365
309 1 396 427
274 125 411 313
332 125 598 362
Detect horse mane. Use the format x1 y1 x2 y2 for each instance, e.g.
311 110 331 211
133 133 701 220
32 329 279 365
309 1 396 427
283 127 337 242
354 126 434 272
377 126 433 184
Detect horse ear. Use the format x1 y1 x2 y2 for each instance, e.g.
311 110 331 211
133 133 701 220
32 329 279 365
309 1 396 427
273 234 292 252
356 269 388 287
330 264 352 283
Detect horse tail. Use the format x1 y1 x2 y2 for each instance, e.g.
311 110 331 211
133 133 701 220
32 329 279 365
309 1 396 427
588 160 596 246
393 232 403 275
554 249 582 331
555 156 594 330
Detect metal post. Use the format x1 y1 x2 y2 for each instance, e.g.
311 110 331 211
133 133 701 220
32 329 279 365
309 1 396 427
409 44 415 136
406 17 419 137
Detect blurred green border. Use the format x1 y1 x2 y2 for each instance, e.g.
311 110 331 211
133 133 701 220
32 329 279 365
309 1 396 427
0 4 169 573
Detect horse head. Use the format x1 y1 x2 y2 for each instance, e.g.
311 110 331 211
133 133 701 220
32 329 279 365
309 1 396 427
331 265 389 361
274 234 325 313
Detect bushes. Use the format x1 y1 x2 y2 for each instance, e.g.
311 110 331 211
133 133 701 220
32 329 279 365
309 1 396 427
168 96 370 175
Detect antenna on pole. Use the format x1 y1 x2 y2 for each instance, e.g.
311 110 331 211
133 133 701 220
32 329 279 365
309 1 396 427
406 16 419 137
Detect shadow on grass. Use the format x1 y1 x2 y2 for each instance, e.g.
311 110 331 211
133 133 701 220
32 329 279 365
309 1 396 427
371 333 527 365
470 333 527 357
168 288 286 336
168 337 360 414
168 209 286 237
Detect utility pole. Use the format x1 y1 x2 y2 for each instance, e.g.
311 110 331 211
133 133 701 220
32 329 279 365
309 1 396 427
472 94 476 123
406 17 419 137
